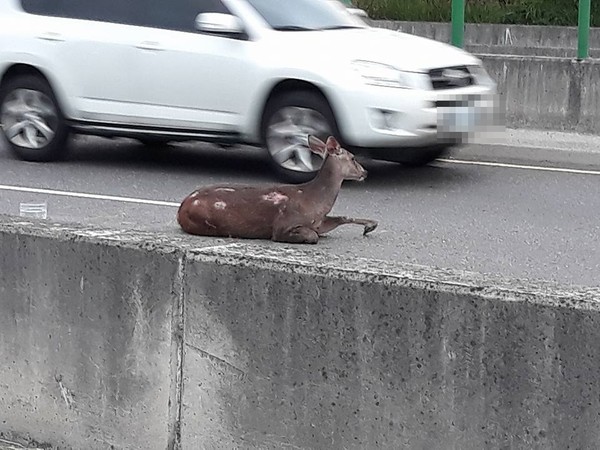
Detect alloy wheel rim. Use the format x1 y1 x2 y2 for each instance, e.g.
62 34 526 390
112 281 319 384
1 88 58 149
266 106 331 173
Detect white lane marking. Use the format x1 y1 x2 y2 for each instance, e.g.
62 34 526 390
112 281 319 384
437 158 600 176
0 184 180 207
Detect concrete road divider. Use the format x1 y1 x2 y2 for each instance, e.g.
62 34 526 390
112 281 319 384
479 55 600 134
370 20 600 58
1 216 599 449
370 20 600 134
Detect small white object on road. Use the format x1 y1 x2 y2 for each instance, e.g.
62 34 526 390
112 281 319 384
19 201 47 219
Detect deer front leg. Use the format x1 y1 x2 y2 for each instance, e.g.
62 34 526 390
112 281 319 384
272 225 320 244
316 216 378 236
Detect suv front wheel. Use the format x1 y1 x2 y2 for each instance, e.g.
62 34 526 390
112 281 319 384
0 75 69 161
261 90 338 183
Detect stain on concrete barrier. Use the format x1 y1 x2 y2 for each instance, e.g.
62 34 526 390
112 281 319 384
1 216 599 449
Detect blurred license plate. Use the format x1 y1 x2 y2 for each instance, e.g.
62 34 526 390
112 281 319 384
440 106 476 133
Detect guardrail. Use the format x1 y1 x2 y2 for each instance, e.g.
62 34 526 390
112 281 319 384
450 0 592 59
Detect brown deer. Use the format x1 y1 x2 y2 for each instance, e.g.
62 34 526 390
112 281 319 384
177 135 378 244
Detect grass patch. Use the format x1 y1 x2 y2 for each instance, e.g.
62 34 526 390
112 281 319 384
353 0 600 26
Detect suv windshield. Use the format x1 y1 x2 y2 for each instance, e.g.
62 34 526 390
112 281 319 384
243 0 365 31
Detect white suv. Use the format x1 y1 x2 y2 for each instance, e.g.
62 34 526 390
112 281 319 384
0 0 497 181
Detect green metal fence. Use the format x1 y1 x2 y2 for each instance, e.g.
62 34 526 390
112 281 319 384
578 0 592 59
450 0 592 59
451 0 465 49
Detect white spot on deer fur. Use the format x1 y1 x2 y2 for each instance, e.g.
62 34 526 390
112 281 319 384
193 199 201 206
262 192 288 205
191 192 199 198
215 188 235 192
214 201 227 210
298 190 303 194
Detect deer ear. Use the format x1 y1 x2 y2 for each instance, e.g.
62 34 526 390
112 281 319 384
326 136 342 155
307 135 327 155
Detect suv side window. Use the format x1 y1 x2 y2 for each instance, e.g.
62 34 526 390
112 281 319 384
21 0 141 26
20 0 53 16
22 0 232 33
143 0 231 32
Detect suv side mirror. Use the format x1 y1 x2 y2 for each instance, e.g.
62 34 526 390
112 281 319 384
195 13 246 37
348 8 369 19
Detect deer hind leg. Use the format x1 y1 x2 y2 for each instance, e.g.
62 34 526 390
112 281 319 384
317 216 378 236
272 225 319 244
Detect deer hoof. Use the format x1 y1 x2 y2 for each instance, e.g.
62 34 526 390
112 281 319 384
363 222 378 236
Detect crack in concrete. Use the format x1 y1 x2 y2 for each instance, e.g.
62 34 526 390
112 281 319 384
185 342 247 377
54 374 74 410
167 253 186 450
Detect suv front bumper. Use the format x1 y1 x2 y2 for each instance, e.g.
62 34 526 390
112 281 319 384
332 82 501 149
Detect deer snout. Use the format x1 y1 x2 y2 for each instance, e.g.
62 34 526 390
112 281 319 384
357 165 368 181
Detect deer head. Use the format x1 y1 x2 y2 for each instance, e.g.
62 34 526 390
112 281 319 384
307 135 367 181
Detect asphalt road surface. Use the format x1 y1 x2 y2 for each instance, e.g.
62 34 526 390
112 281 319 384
1 135 599 287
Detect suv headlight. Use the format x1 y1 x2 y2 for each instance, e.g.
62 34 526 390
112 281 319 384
352 60 413 89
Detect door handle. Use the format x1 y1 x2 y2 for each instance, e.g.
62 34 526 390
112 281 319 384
37 32 65 42
135 41 164 51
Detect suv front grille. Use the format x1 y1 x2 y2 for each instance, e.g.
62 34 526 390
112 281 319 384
428 66 475 90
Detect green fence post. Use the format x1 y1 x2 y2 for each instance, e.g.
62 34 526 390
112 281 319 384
451 0 466 48
578 0 591 59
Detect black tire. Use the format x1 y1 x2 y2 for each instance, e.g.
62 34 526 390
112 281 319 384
261 90 340 183
138 137 171 148
372 145 452 167
0 74 70 161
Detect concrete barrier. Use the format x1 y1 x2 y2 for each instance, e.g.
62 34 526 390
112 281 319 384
479 55 600 134
1 216 600 449
0 221 180 448
370 20 600 57
366 20 600 134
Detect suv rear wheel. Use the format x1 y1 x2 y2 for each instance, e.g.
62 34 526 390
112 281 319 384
0 75 70 161
262 90 338 183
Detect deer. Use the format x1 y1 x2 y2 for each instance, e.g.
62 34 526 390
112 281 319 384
176 135 378 244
